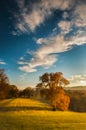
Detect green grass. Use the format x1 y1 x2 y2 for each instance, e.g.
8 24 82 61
0 98 86 130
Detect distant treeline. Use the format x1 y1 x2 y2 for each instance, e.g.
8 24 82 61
65 90 86 112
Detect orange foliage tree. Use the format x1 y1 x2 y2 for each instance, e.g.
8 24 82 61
37 72 70 111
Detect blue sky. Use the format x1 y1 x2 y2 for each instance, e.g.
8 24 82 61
0 0 86 88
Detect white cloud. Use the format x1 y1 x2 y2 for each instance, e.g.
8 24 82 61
16 0 86 73
68 35 86 46
80 80 86 84
58 2 86 34
73 4 86 27
15 0 73 32
0 60 6 65
23 10 45 31
58 21 72 34
69 74 86 86
18 54 57 72
29 55 57 68
36 36 70 55
18 32 86 73
19 66 37 73
14 0 86 33
17 23 27 33
17 61 28 65
36 38 46 44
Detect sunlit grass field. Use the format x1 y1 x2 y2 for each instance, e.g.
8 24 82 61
0 98 86 130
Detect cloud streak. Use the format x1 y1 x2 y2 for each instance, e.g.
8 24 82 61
0 60 6 65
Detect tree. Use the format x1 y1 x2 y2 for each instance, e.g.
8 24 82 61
0 69 10 99
9 85 19 98
37 72 70 111
0 69 10 85
39 72 69 88
20 87 34 98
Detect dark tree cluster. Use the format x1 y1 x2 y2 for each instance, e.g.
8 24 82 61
0 69 19 99
0 69 34 100
19 87 34 98
66 90 86 112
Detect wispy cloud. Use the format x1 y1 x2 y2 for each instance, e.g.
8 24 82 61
16 0 86 73
58 20 72 34
14 0 73 33
0 60 6 65
13 0 86 33
18 31 86 72
69 74 86 86
73 3 86 27
19 56 24 60
19 66 37 73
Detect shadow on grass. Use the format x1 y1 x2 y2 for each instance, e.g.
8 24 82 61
0 98 86 112
0 98 52 112
0 99 15 106
0 106 51 112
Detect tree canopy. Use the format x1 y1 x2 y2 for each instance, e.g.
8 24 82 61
39 72 69 88
37 72 70 111
0 69 10 85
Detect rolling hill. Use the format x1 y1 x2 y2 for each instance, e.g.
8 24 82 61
0 98 86 130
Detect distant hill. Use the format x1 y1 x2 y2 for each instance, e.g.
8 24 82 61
64 86 86 90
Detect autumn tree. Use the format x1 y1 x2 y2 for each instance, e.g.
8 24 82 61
0 69 10 99
37 72 70 111
0 69 20 99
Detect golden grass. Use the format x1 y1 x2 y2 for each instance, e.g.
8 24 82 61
0 98 86 130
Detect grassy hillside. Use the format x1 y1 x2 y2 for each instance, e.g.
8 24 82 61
0 98 51 111
0 98 86 130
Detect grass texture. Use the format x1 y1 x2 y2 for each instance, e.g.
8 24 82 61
0 98 86 130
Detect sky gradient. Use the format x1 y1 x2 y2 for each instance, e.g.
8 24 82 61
0 0 86 88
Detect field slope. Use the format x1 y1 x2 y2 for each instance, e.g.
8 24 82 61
0 98 86 130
